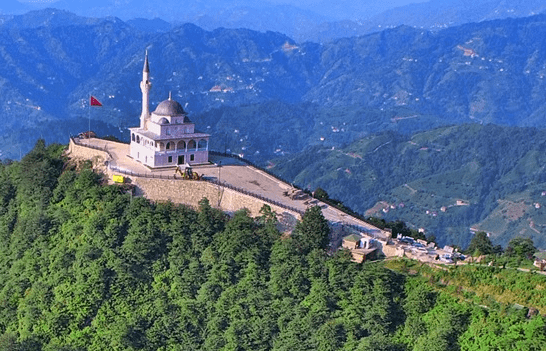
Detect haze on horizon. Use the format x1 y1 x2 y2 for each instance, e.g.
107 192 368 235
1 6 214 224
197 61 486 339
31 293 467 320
14 0 434 21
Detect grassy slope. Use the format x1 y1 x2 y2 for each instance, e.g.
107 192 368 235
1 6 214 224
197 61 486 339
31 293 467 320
384 258 546 314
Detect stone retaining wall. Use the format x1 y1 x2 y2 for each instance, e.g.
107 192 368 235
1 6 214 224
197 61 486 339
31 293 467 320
68 139 110 173
68 139 300 220
68 139 110 164
130 176 299 219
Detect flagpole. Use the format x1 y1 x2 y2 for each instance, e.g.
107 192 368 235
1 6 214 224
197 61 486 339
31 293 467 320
88 96 102 138
88 96 91 138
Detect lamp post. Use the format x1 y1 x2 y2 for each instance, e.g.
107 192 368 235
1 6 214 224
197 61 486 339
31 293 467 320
217 161 222 207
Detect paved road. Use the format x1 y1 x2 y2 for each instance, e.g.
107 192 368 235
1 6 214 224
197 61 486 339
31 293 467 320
76 138 388 239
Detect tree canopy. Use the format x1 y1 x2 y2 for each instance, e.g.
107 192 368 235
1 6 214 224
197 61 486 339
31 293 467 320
465 231 501 256
0 142 544 350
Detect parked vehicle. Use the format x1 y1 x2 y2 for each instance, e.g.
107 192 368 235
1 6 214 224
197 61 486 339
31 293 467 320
174 165 201 180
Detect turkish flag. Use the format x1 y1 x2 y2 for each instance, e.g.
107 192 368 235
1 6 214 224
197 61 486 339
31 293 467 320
90 96 102 106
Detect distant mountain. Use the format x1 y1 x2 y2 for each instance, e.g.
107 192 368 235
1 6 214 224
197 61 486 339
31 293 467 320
190 4 329 41
6 0 546 43
368 0 546 31
126 18 172 33
300 0 546 42
0 8 101 29
303 14 546 128
268 124 546 249
4 11 546 162
12 0 331 41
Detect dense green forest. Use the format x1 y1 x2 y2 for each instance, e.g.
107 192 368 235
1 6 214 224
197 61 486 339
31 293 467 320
0 141 545 350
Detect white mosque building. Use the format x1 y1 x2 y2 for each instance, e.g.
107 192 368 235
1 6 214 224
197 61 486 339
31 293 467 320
129 53 210 168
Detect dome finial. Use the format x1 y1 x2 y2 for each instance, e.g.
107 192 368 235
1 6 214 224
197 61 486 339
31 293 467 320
154 96 186 116
168 91 172 100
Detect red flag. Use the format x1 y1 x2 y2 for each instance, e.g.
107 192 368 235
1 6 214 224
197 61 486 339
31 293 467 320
90 96 102 107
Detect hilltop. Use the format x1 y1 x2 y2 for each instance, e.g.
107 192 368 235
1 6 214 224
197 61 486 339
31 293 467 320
0 140 544 350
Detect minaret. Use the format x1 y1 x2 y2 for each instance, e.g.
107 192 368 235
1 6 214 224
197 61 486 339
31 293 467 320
140 50 152 129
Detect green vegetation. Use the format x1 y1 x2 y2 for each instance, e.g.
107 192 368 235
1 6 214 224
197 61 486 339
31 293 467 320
506 237 537 261
386 258 546 315
465 231 502 257
0 141 544 350
462 232 541 270
270 124 546 248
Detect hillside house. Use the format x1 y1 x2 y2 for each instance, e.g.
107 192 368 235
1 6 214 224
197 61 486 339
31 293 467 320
417 239 428 246
534 259 546 271
341 234 377 263
443 245 455 254
342 234 361 250
534 252 546 271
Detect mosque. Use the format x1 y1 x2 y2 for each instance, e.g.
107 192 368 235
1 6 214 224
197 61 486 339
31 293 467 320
129 53 210 168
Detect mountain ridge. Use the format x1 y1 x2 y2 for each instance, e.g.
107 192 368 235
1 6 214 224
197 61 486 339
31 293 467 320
2 11 546 163
4 1 546 42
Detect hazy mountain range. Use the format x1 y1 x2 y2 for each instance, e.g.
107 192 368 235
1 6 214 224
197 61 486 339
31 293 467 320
2 0 546 42
3 10 546 160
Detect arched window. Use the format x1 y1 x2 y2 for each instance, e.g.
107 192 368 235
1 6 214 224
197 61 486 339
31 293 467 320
159 142 165 151
131 133 135 142
166 142 172 150
198 139 208 150
177 140 186 150
136 135 140 144
188 139 196 150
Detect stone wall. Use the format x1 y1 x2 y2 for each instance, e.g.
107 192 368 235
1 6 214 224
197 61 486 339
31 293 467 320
382 244 405 258
67 139 110 173
130 176 300 220
68 139 300 221
68 139 110 162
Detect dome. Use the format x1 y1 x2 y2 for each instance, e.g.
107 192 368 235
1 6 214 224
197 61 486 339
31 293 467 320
154 96 185 116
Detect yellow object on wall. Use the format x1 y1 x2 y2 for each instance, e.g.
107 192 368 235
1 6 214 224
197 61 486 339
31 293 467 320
112 175 125 183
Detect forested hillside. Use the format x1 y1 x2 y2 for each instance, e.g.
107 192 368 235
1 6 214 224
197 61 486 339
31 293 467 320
269 124 546 248
0 141 545 350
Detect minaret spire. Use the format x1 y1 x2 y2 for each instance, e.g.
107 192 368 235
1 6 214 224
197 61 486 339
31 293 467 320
140 50 152 129
143 50 149 73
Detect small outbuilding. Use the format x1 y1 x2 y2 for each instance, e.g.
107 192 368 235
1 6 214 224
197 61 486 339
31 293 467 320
341 234 377 263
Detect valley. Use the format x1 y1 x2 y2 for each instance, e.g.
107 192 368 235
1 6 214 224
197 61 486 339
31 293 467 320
269 124 546 248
